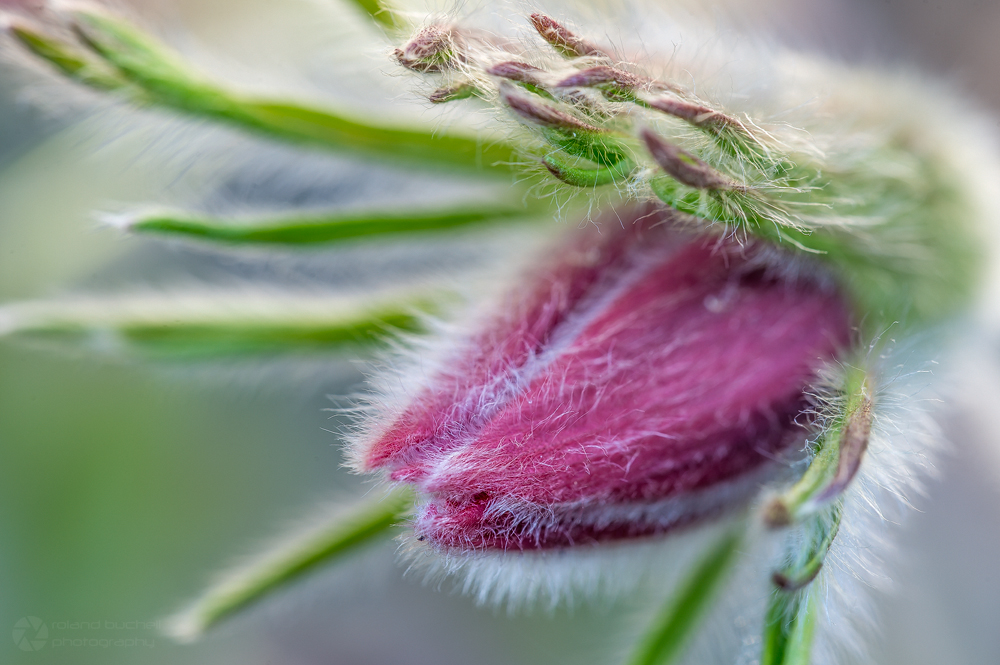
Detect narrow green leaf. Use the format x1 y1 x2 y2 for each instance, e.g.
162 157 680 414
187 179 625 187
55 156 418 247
0 288 446 359
169 486 415 640
772 504 843 592
225 100 517 172
761 589 817 665
627 529 742 665
124 205 534 245
7 18 132 90
761 499 838 664
765 365 870 526
543 155 634 188
43 8 518 172
782 594 818 665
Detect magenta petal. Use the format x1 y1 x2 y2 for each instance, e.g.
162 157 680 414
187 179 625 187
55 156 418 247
364 208 852 551
364 216 642 472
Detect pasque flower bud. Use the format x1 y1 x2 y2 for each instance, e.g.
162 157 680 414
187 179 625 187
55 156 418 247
7 1 997 659
358 206 852 550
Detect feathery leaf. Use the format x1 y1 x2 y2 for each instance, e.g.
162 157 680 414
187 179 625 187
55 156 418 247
121 205 536 245
169 487 415 640
0 288 448 358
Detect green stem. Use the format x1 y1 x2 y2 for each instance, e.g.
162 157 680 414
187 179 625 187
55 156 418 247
761 589 817 665
771 504 843 592
765 365 870 526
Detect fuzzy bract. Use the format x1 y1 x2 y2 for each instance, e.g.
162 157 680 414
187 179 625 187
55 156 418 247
358 206 853 550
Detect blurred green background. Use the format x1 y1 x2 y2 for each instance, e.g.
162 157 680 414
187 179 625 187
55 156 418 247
3 1 1000 664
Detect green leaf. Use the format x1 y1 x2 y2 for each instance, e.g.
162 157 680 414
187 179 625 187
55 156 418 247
627 529 742 665
771 504 843 592
761 589 817 665
35 8 517 173
7 18 133 91
761 487 841 664
224 100 517 172
542 155 634 188
0 288 446 359
764 365 870 526
123 204 535 245
543 127 630 167
169 486 415 640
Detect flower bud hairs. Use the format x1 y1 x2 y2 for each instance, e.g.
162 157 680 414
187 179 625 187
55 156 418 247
2 1 997 664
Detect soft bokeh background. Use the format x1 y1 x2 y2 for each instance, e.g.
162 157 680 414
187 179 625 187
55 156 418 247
2 1 1000 664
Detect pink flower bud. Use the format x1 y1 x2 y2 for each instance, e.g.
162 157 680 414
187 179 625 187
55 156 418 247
641 128 740 190
500 84 601 132
640 94 736 129
359 206 851 551
529 13 608 59
394 25 461 73
487 61 545 85
556 65 641 90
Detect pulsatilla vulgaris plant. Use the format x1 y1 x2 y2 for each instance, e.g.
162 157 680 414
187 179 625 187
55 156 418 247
2 1 998 663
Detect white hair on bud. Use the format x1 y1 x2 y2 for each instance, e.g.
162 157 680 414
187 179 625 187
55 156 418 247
397 516 740 613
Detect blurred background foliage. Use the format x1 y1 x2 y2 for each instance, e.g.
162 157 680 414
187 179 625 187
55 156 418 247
2 1 1000 664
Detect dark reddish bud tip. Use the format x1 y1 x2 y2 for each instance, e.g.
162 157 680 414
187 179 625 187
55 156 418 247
395 47 442 73
500 84 601 132
556 65 640 90
395 25 461 72
529 13 607 59
642 94 737 129
772 566 822 592
641 128 738 190
487 61 545 85
815 396 873 503
763 499 793 528
404 25 452 59
429 82 475 104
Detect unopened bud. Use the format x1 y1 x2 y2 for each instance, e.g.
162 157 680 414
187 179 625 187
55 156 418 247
487 61 545 85
641 128 738 190
556 65 640 90
395 25 461 73
359 207 852 550
529 13 607 59
815 396 873 503
429 82 475 104
500 84 601 132
641 94 737 130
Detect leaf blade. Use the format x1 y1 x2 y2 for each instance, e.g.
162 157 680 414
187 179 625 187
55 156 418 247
20 8 517 173
0 288 448 359
169 486 415 640
124 205 534 245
